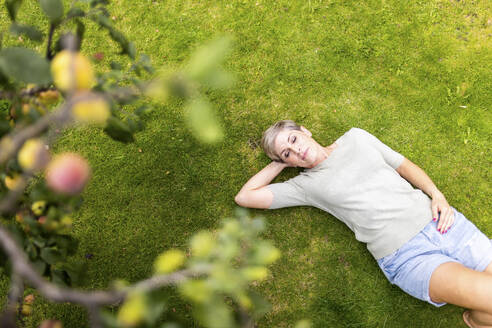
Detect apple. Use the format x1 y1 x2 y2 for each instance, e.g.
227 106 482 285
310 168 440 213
31 201 47 216
51 50 95 92
23 294 35 304
21 304 32 316
4 174 23 190
45 153 91 195
38 90 60 105
39 319 63 328
71 93 110 125
18 138 50 172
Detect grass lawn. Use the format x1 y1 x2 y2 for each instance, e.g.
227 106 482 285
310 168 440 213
1 0 491 327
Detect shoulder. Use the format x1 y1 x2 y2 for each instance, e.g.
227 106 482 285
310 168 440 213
349 127 369 134
338 127 368 141
347 127 376 139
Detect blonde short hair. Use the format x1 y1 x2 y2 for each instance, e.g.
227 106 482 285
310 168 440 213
261 120 301 162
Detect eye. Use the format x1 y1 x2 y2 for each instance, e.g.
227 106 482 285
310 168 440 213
292 136 296 143
284 151 290 158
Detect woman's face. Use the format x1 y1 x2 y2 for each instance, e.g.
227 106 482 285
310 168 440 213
273 127 324 168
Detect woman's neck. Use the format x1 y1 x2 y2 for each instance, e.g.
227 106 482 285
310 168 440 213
310 143 338 168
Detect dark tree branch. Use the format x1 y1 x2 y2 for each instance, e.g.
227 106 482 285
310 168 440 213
3 273 24 327
46 24 56 60
0 224 209 308
88 306 103 328
0 86 58 100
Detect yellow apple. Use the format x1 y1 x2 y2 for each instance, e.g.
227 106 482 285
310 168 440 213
51 50 95 92
72 94 110 125
18 138 50 172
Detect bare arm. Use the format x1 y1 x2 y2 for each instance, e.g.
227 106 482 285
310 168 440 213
396 157 441 199
396 157 454 233
235 161 288 209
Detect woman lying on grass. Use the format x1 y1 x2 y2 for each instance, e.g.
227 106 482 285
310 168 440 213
235 120 492 327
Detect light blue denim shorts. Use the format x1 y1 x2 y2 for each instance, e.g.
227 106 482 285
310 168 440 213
377 206 492 307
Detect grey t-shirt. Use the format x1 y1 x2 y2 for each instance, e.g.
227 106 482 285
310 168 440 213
267 127 433 259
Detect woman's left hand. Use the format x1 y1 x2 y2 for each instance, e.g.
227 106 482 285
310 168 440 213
431 191 455 234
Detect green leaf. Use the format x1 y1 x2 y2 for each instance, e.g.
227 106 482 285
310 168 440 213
126 42 136 60
68 195 84 211
75 20 85 51
40 247 62 265
186 36 232 80
295 320 312 328
32 236 46 248
0 121 10 137
110 61 122 70
137 54 154 74
6 223 24 246
126 117 143 132
90 0 109 8
6 0 23 21
107 27 126 46
247 290 272 318
160 324 181 328
0 47 52 84
184 98 224 144
26 242 38 259
91 12 111 28
32 259 47 275
39 0 64 24
107 27 135 59
195 298 235 328
201 68 234 89
66 6 85 19
135 105 152 117
103 116 135 143
0 248 7 268
9 23 43 42
60 261 86 285
144 294 167 325
51 269 70 286
48 234 78 256
99 309 121 328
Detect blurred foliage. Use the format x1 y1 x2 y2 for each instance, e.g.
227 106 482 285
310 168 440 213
101 211 279 328
0 1 276 327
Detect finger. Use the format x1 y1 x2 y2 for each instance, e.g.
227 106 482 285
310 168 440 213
443 211 456 233
431 204 439 222
441 216 451 234
437 207 449 232
439 208 451 233
437 209 444 231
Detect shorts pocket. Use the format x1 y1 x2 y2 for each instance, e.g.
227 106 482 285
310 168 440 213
420 222 444 247
378 247 403 279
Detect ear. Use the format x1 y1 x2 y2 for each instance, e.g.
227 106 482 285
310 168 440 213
300 126 312 137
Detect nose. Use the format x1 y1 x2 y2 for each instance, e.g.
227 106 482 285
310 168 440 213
289 144 301 156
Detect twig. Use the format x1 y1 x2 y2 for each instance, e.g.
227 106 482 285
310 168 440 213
0 224 209 308
3 273 24 327
46 24 56 60
239 306 256 328
88 306 102 328
0 86 58 100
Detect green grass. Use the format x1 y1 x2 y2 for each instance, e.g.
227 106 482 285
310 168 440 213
1 0 491 327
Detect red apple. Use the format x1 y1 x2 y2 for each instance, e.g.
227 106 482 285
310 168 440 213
45 153 91 195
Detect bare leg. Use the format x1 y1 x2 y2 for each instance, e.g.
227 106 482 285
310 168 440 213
465 262 492 327
429 262 492 327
